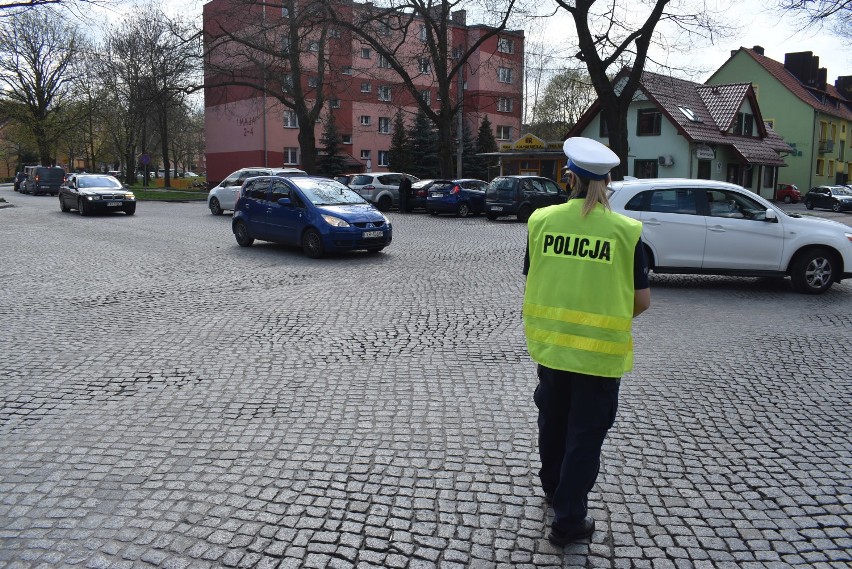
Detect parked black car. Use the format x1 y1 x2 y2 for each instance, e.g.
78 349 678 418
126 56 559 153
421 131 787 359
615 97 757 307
804 185 852 212
59 174 136 216
13 172 27 192
424 179 488 217
484 175 567 221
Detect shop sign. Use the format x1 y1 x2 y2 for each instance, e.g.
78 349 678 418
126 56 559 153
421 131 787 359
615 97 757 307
513 133 546 151
695 145 715 160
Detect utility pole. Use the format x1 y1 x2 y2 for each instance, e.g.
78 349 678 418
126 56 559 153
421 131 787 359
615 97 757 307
456 63 464 179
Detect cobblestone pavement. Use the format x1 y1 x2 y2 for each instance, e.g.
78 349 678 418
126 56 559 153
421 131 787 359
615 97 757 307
1 187 850 568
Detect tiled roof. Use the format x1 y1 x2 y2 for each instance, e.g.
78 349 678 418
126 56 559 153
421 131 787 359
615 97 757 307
638 70 791 166
740 48 852 121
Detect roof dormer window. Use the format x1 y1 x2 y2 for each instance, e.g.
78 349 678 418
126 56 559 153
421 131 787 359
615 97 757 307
678 106 701 122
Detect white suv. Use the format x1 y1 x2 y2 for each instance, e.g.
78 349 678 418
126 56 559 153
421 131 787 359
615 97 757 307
208 167 307 215
348 172 419 211
608 178 852 294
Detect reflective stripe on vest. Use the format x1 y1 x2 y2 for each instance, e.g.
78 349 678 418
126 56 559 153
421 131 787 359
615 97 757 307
523 200 642 377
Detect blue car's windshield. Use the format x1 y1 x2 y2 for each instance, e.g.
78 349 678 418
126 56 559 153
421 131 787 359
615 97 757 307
293 179 369 206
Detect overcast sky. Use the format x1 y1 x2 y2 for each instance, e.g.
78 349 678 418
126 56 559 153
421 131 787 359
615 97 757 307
91 0 849 85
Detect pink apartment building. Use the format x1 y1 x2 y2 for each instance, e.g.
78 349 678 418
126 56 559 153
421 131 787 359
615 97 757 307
202 0 523 185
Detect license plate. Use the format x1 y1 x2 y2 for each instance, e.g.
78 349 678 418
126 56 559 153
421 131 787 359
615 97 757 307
431 193 443 198
363 231 383 238
491 206 503 211
107 201 122 207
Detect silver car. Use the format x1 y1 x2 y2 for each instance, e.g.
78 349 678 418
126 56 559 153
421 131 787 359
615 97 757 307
207 167 307 215
348 172 419 212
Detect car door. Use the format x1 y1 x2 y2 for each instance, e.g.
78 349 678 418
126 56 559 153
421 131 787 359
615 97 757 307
241 179 272 239
813 187 830 208
541 179 567 206
636 187 706 268
265 179 303 245
701 189 783 270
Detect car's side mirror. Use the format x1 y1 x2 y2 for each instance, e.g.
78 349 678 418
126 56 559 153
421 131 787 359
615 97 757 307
764 209 777 222
277 197 292 207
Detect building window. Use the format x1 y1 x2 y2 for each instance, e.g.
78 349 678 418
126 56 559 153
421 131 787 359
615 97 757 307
418 57 431 74
341 66 353 75
637 109 661 136
497 38 514 54
420 90 431 105
283 147 299 165
497 67 513 83
418 24 427 42
329 98 341 109
360 150 371 160
329 28 340 39
308 40 320 52
284 111 298 128
360 47 372 59
734 113 754 136
282 6 291 18
634 159 658 178
497 97 513 112
342 134 352 144
818 121 828 141
816 158 824 176
378 150 389 166
360 82 371 93
828 160 835 177
599 114 608 137
378 54 391 69
360 115 372 126
378 86 391 102
496 125 511 140
307 76 318 88
378 117 391 134
378 21 392 37
765 118 775 129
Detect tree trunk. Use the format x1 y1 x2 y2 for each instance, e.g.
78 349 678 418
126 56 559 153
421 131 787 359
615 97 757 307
298 125 317 174
436 113 455 178
602 101 629 181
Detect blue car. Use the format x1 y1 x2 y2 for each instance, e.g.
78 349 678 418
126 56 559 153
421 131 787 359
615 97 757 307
423 179 488 217
232 176 392 258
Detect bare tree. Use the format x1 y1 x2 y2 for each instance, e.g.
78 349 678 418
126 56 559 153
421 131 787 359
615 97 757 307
204 0 333 173
774 0 851 40
0 0 106 12
330 0 521 177
0 9 78 165
554 0 726 180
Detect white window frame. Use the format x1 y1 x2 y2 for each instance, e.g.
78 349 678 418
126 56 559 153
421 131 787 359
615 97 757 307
360 115 372 126
378 117 391 134
496 125 511 140
329 28 340 39
418 24 427 42
283 147 299 165
341 66 353 75
307 76 318 88
497 67 513 84
418 57 431 74
360 82 372 93
284 111 299 128
420 90 431 105
308 40 320 52
497 38 514 54
378 86 392 102
342 134 352 144
497 97 513 112
360 47 372 59
360 149 371 160
378 150 389 167
378 54 391 69
329 98 341 109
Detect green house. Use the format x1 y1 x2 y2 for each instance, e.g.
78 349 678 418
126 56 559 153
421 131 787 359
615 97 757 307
707 47 852 192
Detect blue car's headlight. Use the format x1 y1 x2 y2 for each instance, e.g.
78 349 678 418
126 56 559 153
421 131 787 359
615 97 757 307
322 214 350 227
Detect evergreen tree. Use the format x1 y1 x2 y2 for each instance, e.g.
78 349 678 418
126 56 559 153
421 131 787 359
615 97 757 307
318 111 346 177
408 109 438 179
458 121 477 179
470 116 499 181
388 110 413 174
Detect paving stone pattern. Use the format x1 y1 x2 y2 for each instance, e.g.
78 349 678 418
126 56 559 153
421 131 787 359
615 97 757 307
0 190 850 568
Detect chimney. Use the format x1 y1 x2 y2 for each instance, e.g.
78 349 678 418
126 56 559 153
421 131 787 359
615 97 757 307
731 50 738 58
784 52 820 87
835 76 852 100
752 45 764 56
452 10 466 25
816 68 827 91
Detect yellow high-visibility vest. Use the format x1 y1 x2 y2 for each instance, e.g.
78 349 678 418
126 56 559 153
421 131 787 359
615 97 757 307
523 200 643 378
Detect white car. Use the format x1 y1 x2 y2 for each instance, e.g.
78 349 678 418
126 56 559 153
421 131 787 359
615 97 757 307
348 172 419 211
608 178 852 294
207 167 307 215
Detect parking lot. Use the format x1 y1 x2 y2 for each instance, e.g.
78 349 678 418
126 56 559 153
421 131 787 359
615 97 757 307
0 186 850 568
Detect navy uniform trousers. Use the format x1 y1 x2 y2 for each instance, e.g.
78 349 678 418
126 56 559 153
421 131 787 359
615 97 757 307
534 364 621 530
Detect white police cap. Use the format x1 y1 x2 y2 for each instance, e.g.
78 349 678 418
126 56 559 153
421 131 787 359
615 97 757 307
563 137 620 180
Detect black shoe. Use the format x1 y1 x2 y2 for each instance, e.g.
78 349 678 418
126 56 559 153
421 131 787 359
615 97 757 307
548 517 595 547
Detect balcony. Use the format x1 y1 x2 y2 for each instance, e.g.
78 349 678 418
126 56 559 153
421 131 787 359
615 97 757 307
818 140 834 153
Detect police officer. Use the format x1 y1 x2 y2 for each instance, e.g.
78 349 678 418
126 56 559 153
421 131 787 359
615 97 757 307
523 137 651 547
398 176 412 213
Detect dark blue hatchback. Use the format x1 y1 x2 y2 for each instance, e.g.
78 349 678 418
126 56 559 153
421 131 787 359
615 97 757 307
232 176 392 258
